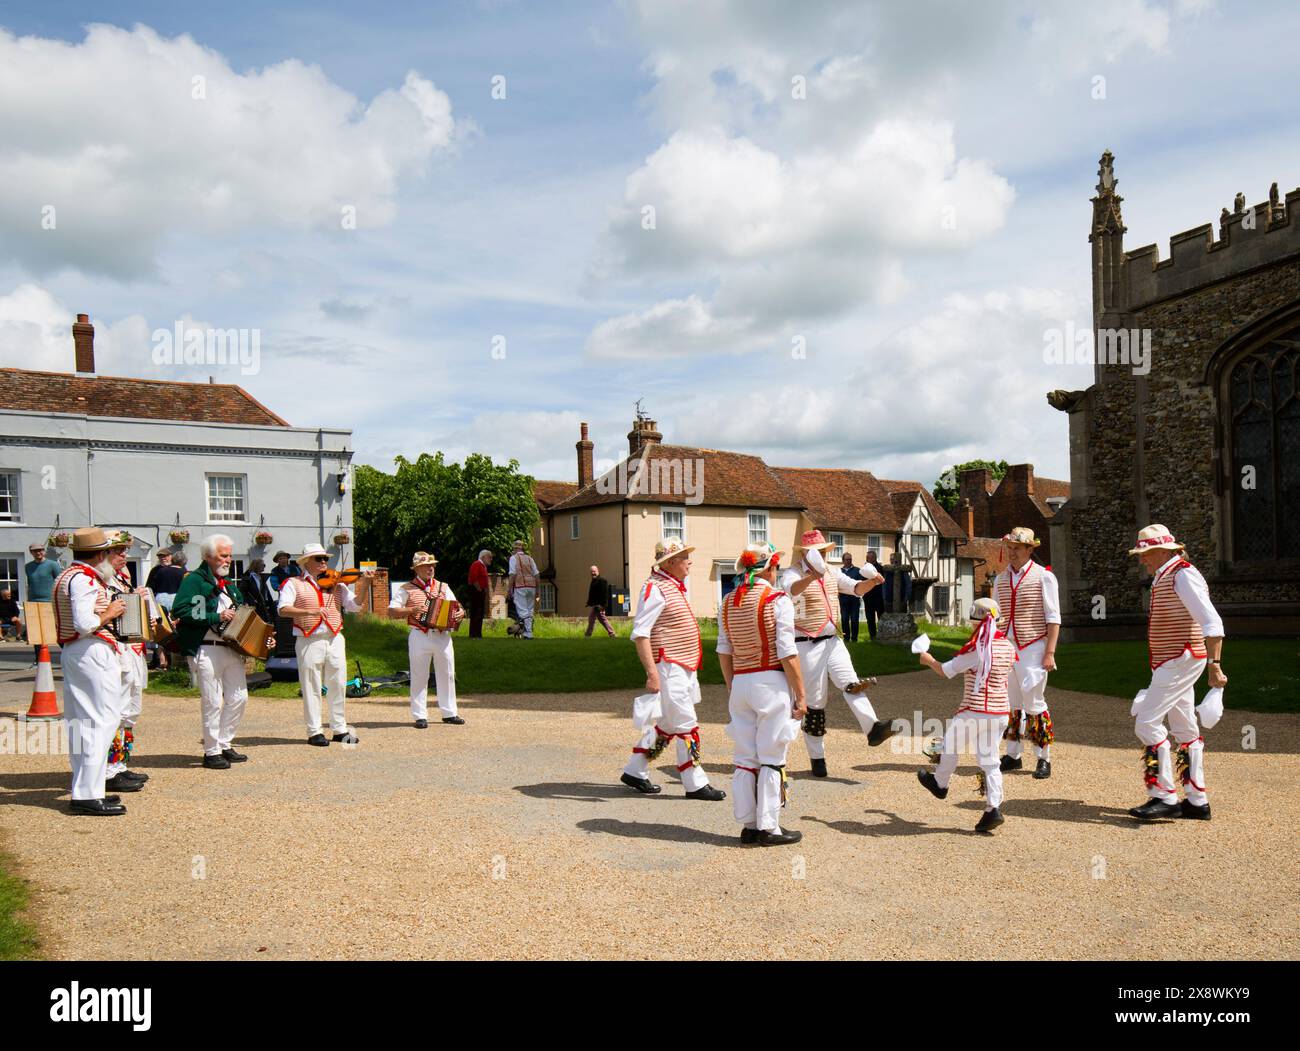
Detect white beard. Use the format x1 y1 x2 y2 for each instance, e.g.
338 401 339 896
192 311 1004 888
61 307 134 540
215 564 230 578
93 561 114 583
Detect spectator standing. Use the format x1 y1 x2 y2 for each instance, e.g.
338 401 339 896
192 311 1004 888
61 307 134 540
269 551 301 590
24 542 61 664
838 552 863 642
467 549 492 638
145 550 185 670
863 549 886 641
585 565 616 638
242 558 276 625
0 588 22 641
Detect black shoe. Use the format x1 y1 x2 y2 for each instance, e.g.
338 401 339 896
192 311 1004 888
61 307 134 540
119 769 149 783
975 807 1005 833
999 755 1023 772
332 732 359 744
916 770 949 799
1129 799 1181 821
685 785 726 801
1033 759 1051 779
414 719 429 729
740 827 761 845
867 719 900 747
810 758 828 778
758 829 802 846
442 716 465 725
105 772 144 791
222 749 248 763
70 798 127 816
307 734 329 747
620 773 661 794
202 754 232 770
1180 799 1212 821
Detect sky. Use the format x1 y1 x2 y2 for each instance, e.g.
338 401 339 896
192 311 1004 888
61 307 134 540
2 0 1299 491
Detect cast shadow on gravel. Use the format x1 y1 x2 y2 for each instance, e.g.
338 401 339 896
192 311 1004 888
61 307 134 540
952 797 1140 827
514 781 708 803
803 811 969 838
576 817 737 847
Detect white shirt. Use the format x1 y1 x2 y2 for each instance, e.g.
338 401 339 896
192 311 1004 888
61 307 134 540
941 647 981 679
1003 561 1061 646
716 586 797 661
203 579 235 642
631 570 682 640
779 560 862 639
278 576 360 637
68 561 109 637
1156 555 1225 638
388 579 457 611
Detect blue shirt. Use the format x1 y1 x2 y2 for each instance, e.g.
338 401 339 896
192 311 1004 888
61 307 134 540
25 558 61 601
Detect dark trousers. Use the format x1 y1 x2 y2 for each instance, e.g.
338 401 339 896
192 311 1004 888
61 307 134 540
838 596 860 641
864 604 881 640
585 605 615 637
468 588 485 638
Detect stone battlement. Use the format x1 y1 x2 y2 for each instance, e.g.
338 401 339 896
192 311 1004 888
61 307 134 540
1120 186 1300 309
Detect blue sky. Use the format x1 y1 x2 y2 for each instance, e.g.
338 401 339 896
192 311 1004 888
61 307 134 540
2 1 1299 491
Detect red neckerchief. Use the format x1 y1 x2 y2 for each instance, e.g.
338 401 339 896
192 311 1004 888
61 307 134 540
957 626 1009 656
653 568 686 594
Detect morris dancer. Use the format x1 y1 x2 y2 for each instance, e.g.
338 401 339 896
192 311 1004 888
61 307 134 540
781 529 891 777
994 527 1060 780
278 544 362 747
173 533 256 768
1127 525 1225 822
388 551 465 728
52 527 129 815
506 540 539 639
916 597 1018 834
103 532 153 793
718 543 805 845
620 539 725 800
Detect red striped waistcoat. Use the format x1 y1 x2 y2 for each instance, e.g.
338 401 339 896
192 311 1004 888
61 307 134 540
957 634 1018 716
791 567 838 637
994 561 1048 649
287 576 344 636
644 570 702 671
1148 560 1207 669
53 563 117 649
723 582 783 674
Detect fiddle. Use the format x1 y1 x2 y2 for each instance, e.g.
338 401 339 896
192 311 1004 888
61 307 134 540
313 567 365 589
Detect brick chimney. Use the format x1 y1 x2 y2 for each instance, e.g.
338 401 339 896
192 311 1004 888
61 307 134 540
627 416 663 457
959 497 975 541
576 421 594 488
958 466 991 505
1006 463 1035 494
73 313 95 374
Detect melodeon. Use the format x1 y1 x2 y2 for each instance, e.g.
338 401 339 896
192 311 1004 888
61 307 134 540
419 592 461 633
112 593 150 643
219 606 274 658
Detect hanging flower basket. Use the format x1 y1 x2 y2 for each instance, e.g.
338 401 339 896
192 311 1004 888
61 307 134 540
47 531 72 549
253 531 274 546
332 531 351 546
169 529 191 544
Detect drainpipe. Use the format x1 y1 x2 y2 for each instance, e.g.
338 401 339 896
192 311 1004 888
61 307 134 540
316 429 326 550
85 440 95 524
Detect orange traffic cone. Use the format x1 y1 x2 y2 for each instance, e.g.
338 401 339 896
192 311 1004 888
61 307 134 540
25 645 61 720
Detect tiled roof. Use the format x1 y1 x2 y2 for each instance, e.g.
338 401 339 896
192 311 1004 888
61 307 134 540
0 368 289 427
533 480 579 509
772 467 899 532
551 444 803 512
877 479 968 539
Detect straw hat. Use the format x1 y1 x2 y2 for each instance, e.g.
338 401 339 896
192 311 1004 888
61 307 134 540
1002 526 1041 548
296 543 330 565
653 538 695 566
69 527 113 552
794 529 836 551
1128 524 1185 556
411 551 438 569
107 530 133 548
732 542 783 576
969 597 1000 622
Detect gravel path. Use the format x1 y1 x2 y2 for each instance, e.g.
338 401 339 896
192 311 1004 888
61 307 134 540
1 664 1296 960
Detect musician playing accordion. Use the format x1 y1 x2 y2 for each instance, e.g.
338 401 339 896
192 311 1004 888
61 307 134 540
387 551 464 728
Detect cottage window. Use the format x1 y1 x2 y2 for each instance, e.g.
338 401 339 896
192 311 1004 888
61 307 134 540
662 509 685 542
911 533 932 559
539 582 556 613
747 510 769 545
829 532 845 561
932 585 951 616
0 556 18 599
1228 329 1300 561
206 474 246 523
0 471 20 521
569 514 580 540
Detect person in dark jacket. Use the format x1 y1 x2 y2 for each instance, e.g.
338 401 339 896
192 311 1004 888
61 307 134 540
269 551 301 589
838 552 863 641
863 549 886 640
242 558 275 624
584 565 616 637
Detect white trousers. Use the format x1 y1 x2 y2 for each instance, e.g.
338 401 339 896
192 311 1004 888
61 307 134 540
1134 651 1207 805
623 663 708 791
513 588 536 637
189 644 249 757
62 638 128 801
798 635 878 760
1005 638 1051 760
727 670 800 832
409 628 457 719
107 646 147 776
296 632 349 737
934 711 1005 809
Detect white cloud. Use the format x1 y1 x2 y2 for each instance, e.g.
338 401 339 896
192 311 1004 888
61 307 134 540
0 24 463 279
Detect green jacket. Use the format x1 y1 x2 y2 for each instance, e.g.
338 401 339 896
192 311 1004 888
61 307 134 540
172 562 246 658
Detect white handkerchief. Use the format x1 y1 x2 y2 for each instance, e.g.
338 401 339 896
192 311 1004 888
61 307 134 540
777 717 803 746
859 563 880 581
1130 689 1147 717
910 633 931 655
631 693 662 730
1197 687 1224 730
805 548 826 575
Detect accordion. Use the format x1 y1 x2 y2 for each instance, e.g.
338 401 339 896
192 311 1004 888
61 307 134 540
416 587 460 632
112 593 150 643
218 606 274 659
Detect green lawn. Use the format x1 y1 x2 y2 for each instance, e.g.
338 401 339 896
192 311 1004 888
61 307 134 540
133 617 1293 714
0 850 38 960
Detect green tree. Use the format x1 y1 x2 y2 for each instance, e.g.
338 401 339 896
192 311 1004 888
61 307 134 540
932 459 1010 512
354 453 539 590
